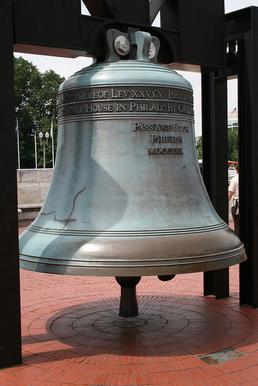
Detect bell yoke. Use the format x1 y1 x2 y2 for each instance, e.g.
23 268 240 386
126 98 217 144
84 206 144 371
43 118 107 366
19 29 246 317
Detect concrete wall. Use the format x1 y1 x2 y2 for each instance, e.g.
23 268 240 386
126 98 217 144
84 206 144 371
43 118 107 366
17 169 53 224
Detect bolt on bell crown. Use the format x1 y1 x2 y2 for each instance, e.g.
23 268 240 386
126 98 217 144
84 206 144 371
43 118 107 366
19 29 246 276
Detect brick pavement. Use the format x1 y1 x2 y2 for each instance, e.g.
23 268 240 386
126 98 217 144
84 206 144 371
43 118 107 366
1 228 258 385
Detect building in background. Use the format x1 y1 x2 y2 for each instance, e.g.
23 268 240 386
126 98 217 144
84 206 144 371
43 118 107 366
228 107 238 131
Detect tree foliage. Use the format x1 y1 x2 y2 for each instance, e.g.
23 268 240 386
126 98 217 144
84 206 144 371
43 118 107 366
14 57 64 168
195 129 238 163
196 136 202 160
228 129 238 161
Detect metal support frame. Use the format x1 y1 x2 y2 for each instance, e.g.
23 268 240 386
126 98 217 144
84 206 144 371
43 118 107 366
238 22 258 306
201 69 229 298
1 0 258 367
14 0 224 65
0 0 22 368
225 7 258 307
160 0 225 67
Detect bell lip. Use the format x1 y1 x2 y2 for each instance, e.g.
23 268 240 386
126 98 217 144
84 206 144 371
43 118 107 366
20 244 246 277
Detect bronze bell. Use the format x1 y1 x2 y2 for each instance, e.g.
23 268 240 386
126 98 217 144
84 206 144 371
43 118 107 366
19 30 246 315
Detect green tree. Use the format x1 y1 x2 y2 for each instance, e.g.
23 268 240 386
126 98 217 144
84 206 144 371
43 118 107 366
14 57 64 168
196 136 202 160
195 130 238 163
228 129 238 161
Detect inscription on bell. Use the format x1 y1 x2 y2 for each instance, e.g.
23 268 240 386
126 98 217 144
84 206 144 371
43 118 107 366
151 135 182 144
59 86 193 104
147 147 183 155
132 121 187 157
57 86 192 158
132 122 189 133
58 86 193 118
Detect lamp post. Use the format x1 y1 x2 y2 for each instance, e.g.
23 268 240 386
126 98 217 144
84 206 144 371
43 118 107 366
34 130 38 169
32 120 38 169
16 118 21 170
39 131 49 168
50 117 55 168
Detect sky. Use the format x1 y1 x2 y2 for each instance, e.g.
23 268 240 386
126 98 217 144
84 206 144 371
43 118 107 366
14 0 258 136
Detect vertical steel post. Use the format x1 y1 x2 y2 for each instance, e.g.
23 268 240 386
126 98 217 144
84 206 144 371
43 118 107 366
0 0 22 368
238 13 258 306
202 69 229 298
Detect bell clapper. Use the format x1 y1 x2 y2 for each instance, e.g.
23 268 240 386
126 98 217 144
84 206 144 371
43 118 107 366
115 276 141 318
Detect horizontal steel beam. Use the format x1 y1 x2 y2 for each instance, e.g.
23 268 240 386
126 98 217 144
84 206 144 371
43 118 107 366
82 0 114 18
13 0 225 67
